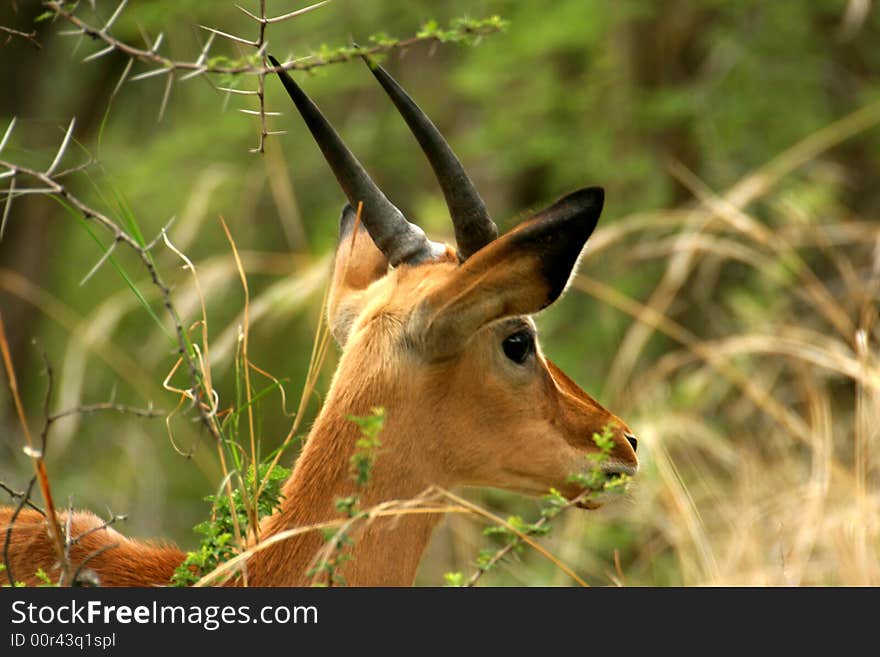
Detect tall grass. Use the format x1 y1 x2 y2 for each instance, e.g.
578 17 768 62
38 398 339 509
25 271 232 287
418 108 880 586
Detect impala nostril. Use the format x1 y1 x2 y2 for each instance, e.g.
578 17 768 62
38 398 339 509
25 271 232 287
625 434 638 453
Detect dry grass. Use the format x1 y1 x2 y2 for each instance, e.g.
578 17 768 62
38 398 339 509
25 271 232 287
414 99 880 587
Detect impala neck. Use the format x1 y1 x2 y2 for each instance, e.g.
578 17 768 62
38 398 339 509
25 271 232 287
245 370 445 586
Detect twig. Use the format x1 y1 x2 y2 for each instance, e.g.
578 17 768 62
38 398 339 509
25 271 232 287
40 1 503 152
0 481 44 514
0 25 42 50
0 314 69 584
70 542 120 587
0 155 219 443
67 511 127 548
250 0 268 153
46 1 503 76
449 488 592 588
48 402 162 422
3 477 38 587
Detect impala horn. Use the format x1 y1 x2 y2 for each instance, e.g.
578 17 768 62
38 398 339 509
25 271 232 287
268 55 443 266
362 56 498 260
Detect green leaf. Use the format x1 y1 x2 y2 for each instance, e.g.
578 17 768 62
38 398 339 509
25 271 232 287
443 571 465 586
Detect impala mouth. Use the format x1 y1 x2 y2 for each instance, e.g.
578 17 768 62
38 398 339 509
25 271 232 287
573 460 637 510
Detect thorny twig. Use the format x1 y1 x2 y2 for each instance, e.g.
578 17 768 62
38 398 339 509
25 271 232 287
0 120 213 581
45 0 498 74
64 510 126 587
251 0 269 154
0 146 219 444
40 0 503 147
66 510 127 548
0 25 42 49
0 482 44 515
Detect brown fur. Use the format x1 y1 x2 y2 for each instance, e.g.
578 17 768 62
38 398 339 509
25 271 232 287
0 194 637 587
1 508 184 586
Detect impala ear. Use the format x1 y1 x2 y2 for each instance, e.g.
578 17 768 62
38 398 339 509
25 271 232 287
328 204 389 345
413 187 603 360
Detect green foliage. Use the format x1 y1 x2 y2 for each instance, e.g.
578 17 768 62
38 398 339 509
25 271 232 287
566 425 625 492
0 563 22 588
347 407 385 488
308 530 354 587
416 16 508 44
0 563 51 588
306 16 505 69
170 462 290 586
307 409 386 585
469 426 630 582
443 571 465 586
34 568 52 586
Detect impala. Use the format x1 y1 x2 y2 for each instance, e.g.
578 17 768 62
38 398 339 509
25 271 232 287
1 57 638 587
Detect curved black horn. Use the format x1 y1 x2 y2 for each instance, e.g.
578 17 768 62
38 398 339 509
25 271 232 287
363 56 498 260
268 55 439 266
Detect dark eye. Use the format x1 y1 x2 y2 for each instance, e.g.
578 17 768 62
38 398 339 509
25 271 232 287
502 331 534 364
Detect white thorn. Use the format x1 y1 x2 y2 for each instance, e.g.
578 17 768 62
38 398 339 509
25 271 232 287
157 73 174 122
79 240 118 286
217 87 259 96
150 32 165 53
0 117 16 154
82 44 115 63
0 176 14 241
102 0 129 32
179 67 206 81
239 109 281 116
198 25 257 47
194 32 216 66
266 0 332 24
130 67 171 82
45 118 76 177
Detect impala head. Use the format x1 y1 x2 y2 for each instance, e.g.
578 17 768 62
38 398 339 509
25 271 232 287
270 56 638 506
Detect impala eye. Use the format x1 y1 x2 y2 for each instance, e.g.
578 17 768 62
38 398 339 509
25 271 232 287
502 331 534 364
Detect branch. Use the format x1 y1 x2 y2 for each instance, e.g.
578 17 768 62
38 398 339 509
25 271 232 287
0 134 221 449
0 481 44 515
462 488 591 587
0 314 69 584
64 509 126 587
46 1 505 77
70 542 120 587
49 402 162 422
3 477 38 587
0 25 42 50
40 1 505 149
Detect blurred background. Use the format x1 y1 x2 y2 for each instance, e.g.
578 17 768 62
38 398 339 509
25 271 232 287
1 0 878 585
